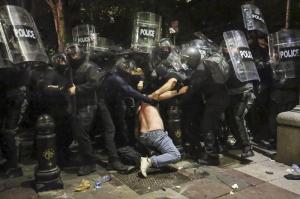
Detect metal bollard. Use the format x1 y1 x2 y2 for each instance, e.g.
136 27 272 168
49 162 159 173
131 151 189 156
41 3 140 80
166 99 183 153
34 114 63 192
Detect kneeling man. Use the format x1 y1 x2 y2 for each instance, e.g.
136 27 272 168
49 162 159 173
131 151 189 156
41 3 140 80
138 79 187 177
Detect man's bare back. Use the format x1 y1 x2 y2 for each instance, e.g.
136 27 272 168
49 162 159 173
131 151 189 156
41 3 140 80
139 103 164 133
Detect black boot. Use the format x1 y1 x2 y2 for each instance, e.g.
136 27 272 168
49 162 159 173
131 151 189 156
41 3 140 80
117 146 141 166
241 145 254 159
5 167 23 178
107 159 129 172
77 164 96 176
0 160 23 178
198 132 219 165
197 153 219 166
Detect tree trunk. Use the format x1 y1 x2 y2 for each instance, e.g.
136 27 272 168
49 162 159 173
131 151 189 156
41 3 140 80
46 0 65 52
285 0 291 29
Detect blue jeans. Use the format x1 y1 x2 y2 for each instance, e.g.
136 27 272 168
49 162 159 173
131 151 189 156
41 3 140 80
139 130 181 168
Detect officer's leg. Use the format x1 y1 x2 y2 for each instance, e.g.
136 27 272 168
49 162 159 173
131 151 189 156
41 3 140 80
199 105 220 162
180 90 203 157
233 93 255 158
72 105 97 176
225 97 239 148
1 87 26 177
54 111 73 167
112 100 129 147
199 92 229 164
268 98 279 148
97 100 128 171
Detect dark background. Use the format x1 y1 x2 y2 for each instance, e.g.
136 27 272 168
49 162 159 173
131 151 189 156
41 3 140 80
1 0 300 52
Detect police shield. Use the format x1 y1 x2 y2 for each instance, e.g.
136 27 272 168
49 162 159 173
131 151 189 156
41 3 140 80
90 37 114 55
0 5 49 68
223 30 260 82
241 3 268 35
90 37 123 62
72 24 97 51
268 29 300 80
131 12 162 53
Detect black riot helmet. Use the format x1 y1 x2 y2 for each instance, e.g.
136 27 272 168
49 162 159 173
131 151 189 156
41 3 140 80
192 31 219 57
180 46 201 70
115 56 144 84
115 57 143 76
159 38 173 48
51 52 69 72
158 38 173 60
189 39 212 59
64 43 86 67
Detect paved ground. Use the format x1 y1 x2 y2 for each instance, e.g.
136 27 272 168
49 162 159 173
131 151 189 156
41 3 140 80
1 151 300 199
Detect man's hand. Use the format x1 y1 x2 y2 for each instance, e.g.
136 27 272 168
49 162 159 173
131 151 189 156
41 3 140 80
178 86 189 95
68 84 76 96
137 80 144 91
148 92 160 101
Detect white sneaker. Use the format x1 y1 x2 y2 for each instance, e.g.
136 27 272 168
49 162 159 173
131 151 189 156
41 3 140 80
140 157 152 177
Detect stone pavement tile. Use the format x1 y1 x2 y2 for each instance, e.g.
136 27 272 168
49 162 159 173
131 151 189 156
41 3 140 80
170 160 198 170
58 174 103 192
109 175 123 187
270 178 300 195
39 182 139 199
85 184 139 199
210 171 251 191
246 152 273 163
218 182 300 199
140 188 189 199
38 172 115 198
179 178 232 199
192 166 263 191
60 165 107 181
38 190 73 199
0 176 34 193
0 187 38 199
218 153 244 169
214 168 264 186
259 158 289 171
235 161 286 182
178 166 210 180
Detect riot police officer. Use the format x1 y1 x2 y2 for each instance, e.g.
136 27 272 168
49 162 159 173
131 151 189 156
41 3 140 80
49 53 73 167
267 29 300 149
97 55 155 170
187 40 230 164
65 43 101 176
222 30 260 158
0 64 28 178
0 5 49 178
241 3 272 143
248 30 272 143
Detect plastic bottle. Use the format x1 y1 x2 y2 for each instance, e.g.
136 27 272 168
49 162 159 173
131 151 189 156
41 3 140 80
95 175 112 189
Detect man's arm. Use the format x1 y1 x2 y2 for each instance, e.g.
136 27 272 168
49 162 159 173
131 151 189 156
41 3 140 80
152 86 189 101
112 74 153 103
149 78 177 100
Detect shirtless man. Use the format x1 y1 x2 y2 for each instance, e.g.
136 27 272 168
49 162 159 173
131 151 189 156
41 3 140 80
138 79 188 177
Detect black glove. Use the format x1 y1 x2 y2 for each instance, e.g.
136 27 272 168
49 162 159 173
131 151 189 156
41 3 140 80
147 98 159 106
